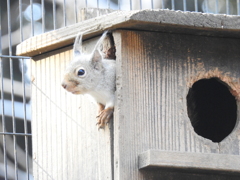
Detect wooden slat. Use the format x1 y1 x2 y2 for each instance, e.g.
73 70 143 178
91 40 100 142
139 150 240 173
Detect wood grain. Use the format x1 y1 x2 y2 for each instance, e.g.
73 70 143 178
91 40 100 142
114 30 240 179
139 150 240 172
31 37 113 180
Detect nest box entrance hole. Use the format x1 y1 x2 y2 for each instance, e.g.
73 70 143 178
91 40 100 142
187 77 237 143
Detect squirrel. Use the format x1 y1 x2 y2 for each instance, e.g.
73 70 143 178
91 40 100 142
61 31 116 129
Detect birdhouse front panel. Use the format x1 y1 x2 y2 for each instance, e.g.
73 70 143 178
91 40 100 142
113 30 240 179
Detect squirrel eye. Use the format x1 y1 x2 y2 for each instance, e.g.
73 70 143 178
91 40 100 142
77 69 85 76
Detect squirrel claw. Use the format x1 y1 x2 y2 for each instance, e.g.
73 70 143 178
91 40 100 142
97 125 103 131
96 107 114 129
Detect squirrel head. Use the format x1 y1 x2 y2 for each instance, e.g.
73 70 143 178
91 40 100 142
62 31 108 95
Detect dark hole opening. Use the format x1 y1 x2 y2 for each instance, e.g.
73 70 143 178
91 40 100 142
186 77 237 142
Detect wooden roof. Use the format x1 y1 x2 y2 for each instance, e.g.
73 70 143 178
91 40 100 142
16 9 240 57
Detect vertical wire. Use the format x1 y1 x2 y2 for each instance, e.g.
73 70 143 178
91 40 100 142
107 0 110 9
130 0 132 10
63 0 66 27
0 4 8 179
74 0 78 23
226 0 230 15
7 1 18 180
171 0 175 10
215 0 218 14
20 1 30 179
52 0 56 30
22 59 29 180
238 0 240 15
19 0 23 41
85 0 88 8
150 0 153 9
140 0 142 9
183 0 187 11
41 0 45 33
0 61 7 180
118 0 121 10
162 0 165 9
30 0 34 36
205 0 209 13
194 0 198 12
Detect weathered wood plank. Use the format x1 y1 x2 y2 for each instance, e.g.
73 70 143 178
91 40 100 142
17 9 240 57
78 8 115 22
114 30 240 180
139 150 240 173
31 37 113 180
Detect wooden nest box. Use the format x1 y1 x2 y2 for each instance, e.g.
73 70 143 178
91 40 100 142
17 9 240 180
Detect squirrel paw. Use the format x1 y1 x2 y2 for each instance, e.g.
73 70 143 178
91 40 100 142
96 107 114 129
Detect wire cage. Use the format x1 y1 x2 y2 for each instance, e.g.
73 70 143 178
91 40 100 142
1 0 240 179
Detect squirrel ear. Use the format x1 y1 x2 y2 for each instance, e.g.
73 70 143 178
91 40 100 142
91 49 103 70
90 31 108 70
73 33 83 57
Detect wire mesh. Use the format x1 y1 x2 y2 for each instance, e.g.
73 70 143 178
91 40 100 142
0 0 240 179
1 0 32 179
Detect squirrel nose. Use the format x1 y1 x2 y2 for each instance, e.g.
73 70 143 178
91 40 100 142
62 83 67 89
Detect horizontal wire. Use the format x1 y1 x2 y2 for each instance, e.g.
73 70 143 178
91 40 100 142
0 132 32 136
0 55 31 59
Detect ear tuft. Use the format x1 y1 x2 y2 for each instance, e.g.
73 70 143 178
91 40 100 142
90 31 109 70
73 33 83 57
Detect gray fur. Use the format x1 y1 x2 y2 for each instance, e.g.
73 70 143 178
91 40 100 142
62 31 116 110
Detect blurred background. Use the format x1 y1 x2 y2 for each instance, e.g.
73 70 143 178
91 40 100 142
1 0 239 179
